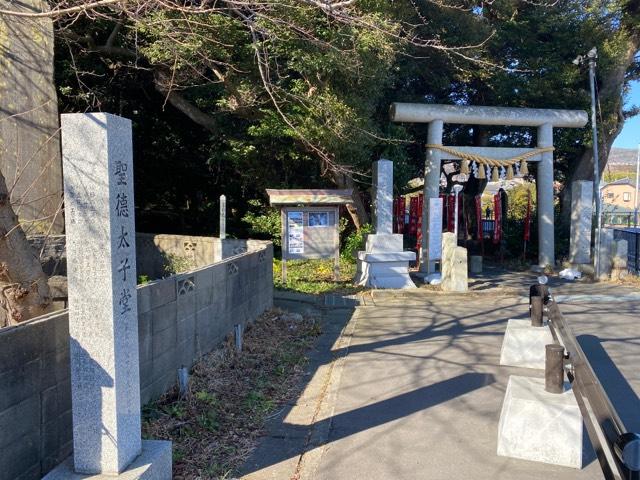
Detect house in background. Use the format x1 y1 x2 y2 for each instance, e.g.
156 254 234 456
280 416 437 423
602 177 638 226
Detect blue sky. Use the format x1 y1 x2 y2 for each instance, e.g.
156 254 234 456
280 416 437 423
613 80 640 149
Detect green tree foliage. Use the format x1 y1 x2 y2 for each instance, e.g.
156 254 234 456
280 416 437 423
506 183 536 222
6 0 635 243
241 200 282 246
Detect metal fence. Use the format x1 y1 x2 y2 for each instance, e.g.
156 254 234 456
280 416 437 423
604 214 635 228
613 228 640 275
540 293 640 479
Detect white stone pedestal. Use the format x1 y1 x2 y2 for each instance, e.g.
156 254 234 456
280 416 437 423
357 251 417 288
497 376 583 469
43 441 172 480
499 319 554 369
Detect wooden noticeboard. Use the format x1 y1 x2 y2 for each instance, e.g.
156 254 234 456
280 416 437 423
266 189 353 285
280 206 340 283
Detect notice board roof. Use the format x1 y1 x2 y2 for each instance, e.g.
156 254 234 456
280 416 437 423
266 189 353 205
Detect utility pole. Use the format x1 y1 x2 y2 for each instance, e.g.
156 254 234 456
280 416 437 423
587 48 602 279
574 47 602 277
635 144 639 227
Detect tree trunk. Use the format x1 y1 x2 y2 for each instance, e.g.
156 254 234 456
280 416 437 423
0 0 57 325
333 170 370 230
0 0 64 234
560 36 640 225
462 127 489 241
0 171 52 326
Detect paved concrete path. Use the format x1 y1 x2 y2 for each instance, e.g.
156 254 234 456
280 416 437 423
238 284 640 479
311 296 602 480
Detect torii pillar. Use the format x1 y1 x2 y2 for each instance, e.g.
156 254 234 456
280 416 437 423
390 103 588 270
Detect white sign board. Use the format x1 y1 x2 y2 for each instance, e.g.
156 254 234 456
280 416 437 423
287 211 304 254
429 197 443 260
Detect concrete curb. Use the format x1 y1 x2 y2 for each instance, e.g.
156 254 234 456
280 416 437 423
294 307 362 480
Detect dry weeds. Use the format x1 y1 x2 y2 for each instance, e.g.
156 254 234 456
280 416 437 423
142 308 321 479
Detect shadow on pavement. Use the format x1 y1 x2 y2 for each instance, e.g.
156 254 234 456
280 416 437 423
577 334 640 432
240 372 495 477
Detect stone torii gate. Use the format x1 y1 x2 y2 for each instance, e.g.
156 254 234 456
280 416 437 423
390 103 588 271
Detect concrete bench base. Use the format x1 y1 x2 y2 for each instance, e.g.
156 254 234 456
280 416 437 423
497 376 583 469
499 319 554 370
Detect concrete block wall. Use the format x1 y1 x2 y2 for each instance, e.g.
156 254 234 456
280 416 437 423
137 243 274 403
136 233 271 280
27 233 271 282
0 311 72 480
0 243 273 479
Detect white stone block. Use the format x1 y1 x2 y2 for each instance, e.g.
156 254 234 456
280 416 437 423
499 319 553 369
43 440 172 480
356 251 417 289
358 251 416 262
498 376 583 469
441 234 467 292
365 233 403 253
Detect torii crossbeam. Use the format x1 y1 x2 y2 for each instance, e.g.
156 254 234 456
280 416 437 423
390 103 588 271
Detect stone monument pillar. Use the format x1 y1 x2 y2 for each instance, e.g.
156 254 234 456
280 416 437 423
372 160 393 234
355 159 416 289
569 180 593 266
45 113 171 479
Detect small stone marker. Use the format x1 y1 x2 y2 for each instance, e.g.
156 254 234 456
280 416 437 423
569 180 593 265
46 113 171 479
469 255 483 274
597 228 614 279
220 194 226 240
612 239 628 280
441 232 468 292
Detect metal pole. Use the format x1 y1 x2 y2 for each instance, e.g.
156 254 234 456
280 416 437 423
587 48 602 279
635 144 639 227
453 184 463 240
454 193 459 238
